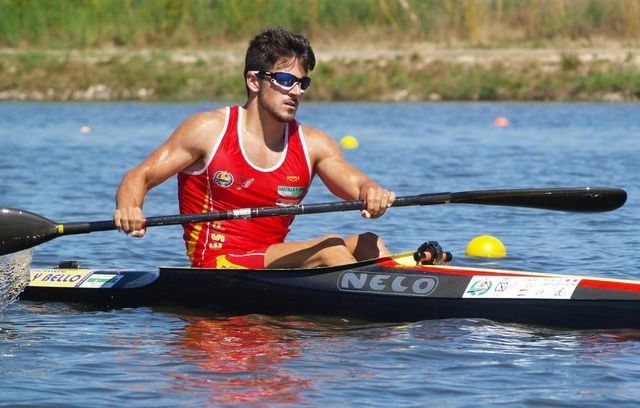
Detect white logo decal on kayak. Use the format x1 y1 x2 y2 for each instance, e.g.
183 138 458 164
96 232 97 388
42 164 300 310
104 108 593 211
338 272 438 296
79 274 122 289
463 276 580 299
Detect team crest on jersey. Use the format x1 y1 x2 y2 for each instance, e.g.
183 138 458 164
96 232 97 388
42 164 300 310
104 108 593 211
213 170 234 188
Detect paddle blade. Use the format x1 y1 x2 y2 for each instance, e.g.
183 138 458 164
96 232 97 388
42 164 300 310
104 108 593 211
451 187 627 212
0 208 58 255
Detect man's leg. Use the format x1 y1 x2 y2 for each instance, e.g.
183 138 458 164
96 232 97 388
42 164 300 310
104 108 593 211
265 232 390 268
344 232 391 261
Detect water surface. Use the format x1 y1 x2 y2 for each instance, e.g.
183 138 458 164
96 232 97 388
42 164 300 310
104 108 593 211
1 102 639 406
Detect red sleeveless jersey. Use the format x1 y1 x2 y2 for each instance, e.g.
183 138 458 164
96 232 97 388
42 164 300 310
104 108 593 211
177 106 313 267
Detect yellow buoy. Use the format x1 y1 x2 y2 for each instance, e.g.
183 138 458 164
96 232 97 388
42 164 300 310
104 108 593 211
465 235 507 258
340 135 359 149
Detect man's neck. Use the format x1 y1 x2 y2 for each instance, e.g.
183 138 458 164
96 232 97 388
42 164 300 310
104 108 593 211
241 101 286 150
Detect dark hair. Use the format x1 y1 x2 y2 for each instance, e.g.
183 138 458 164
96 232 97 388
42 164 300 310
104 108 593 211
244 27 316 77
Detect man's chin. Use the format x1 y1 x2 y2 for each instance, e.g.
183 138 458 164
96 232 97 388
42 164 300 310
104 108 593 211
274 109 296 123
259 98 297 122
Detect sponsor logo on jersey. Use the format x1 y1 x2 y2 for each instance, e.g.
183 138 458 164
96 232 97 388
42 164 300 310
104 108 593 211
236 175 255 190
337 271 438 297
287 175 301 182
213 170 234 188
277 186 305 197
276 199 300 206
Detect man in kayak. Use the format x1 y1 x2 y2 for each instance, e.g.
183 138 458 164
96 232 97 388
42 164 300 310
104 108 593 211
113 27 395 269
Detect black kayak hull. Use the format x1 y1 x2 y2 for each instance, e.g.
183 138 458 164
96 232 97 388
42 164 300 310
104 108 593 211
20 254 640 329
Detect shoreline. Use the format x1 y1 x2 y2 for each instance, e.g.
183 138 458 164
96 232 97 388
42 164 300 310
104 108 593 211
2 48 639 102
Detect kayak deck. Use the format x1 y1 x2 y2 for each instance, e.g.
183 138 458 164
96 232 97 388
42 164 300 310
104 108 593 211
20 253 640 329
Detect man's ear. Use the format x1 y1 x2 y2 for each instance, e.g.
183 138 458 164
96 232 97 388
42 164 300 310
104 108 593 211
246 72 261 93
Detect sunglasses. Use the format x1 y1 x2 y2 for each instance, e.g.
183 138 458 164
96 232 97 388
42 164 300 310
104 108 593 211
252 71 312 92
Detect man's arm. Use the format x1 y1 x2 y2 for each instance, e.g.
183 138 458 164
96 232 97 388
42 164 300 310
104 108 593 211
304 126 395 218
114 109 226 236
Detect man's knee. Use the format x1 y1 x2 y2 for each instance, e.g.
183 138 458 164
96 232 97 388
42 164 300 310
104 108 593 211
359 232 382 244
351 231 389 260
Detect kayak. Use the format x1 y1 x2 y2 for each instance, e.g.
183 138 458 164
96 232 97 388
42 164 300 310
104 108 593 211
20 247 640 329
5 186 633 329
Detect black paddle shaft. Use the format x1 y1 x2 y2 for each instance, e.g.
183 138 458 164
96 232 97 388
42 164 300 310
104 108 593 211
80 187 621 230
0 187 627 256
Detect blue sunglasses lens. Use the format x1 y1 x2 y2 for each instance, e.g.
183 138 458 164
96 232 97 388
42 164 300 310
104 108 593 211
271 72 312 90
300 77 312 90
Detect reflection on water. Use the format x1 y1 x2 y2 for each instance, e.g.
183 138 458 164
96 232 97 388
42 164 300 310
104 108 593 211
0 250 32 311
172 314 309 405
167 313 407 405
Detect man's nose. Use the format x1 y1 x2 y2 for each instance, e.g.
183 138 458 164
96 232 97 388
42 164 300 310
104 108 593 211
288 82 304 95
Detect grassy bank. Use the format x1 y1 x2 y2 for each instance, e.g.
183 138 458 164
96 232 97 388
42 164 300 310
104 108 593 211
1 0 639 49
1 1 639 102
1 49 638 102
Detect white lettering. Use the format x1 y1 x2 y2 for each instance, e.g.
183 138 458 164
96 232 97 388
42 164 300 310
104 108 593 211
338 271 438 297
232 208 251 219
413 278 436 294
369 274 390 290
391 276 408 292
341 272 367 289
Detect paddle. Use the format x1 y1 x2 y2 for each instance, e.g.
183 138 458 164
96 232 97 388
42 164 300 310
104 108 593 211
0 187 626 256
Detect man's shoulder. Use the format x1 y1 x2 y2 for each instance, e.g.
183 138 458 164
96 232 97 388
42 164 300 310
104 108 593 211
177 107 228 138
187 107 228 129
299 123 332 143
298 124 340 162
170 107 230 151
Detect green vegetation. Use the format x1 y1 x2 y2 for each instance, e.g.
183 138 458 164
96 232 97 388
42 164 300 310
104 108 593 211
1 0 639 48
2 49 638 102
0 0 639 101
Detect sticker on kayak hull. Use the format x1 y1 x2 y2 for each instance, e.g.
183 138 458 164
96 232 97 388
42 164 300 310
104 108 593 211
29 269 122 288
338 271 438 297
463 276 580 299
79 274 122 288
29 269 93 288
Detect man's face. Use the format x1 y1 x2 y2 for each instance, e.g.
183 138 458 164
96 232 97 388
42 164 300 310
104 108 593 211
257 58 308 123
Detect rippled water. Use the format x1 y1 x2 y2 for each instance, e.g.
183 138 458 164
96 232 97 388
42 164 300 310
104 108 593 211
1 102 639 406
0 250 32 310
